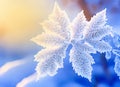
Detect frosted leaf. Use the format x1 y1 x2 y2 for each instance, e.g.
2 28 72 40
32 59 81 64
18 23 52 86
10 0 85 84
41 20 61 34
31 32 65 48
49 2 70 39
32 4 114 82
88 40 112 53
73 42 96 53
113 49 120 56
114 56 120 78
35 45 67 79
32 2 70 80
85 25 112 40
41 20 70 40
49 2 70 27
89 9 107 29
70 11 87 40
70 46 95 81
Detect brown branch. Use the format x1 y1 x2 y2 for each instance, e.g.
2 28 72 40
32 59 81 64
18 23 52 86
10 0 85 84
77 0 92 21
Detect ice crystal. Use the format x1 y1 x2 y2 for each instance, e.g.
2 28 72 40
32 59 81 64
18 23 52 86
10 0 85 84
32 2 113 81
69 8 112 81
32 3 70 80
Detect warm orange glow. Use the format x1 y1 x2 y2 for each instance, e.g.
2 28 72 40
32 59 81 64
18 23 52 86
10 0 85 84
0 0 54 47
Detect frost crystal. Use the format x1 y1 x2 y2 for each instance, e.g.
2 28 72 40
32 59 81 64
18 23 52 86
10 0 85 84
32 2 113 81
32 3 70 79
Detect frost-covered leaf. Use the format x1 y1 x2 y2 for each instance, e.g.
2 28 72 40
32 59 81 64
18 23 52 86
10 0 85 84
70 11 87 40
35 45 67 79
114 56 120 78
70 45 95 81
85 25 112 40
89 9 107 29
41 20 70 40
32 2 70 80
41 20 61 35
31 32 65 48
88 40 112 53
49 2 70 27
32 4 114 82
48 2 70 39
83 9 112 56
73 42 96 53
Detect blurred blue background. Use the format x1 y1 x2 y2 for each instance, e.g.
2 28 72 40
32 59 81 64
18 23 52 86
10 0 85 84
0 0 120 87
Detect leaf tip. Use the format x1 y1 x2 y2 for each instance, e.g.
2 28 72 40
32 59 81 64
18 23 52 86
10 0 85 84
53 2 61 12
